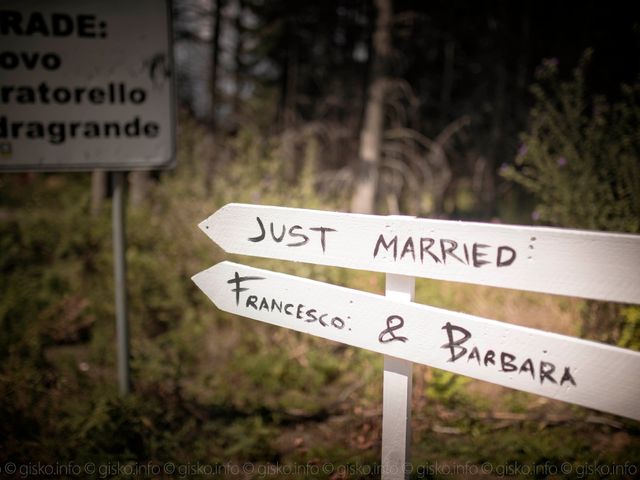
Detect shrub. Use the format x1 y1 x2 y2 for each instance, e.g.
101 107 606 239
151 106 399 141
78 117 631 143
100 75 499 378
502 51 640 346
503 51 640 232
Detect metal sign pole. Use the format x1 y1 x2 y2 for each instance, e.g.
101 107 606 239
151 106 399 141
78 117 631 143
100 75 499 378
112 171 131 395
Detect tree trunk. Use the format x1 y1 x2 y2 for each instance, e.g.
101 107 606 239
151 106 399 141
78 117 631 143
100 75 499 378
350 0 392 214
91 169 107 216
232 0 244 119
441 38 455 116
204 0 223 193
483 64 506 215
129 171 150 206
516 5 531 91
284 45 298 130
277 19 291 130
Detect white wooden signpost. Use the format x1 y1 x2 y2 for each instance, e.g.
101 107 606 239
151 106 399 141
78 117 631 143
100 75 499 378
199 204 640 304
0 0 175 395
193 203 640 478
194 261 640 420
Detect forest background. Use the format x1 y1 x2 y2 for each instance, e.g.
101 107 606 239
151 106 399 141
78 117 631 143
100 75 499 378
2 0 640 478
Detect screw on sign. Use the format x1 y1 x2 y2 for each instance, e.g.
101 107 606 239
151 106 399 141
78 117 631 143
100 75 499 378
193 204 640 479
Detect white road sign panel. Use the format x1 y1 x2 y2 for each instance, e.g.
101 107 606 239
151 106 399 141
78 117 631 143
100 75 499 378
0 0 174 171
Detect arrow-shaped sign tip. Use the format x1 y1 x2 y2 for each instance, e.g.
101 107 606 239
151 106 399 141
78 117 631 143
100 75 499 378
192 262 235 298
191 268 209 292
197 218 210 235
191 261 223 285
197 204 237 243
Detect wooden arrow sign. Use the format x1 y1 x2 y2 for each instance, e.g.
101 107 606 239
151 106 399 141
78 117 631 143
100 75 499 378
193 261 640 420
199 204 640 304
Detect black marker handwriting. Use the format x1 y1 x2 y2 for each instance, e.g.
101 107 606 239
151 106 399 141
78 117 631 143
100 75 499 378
378 315 408 343
248 216 336 253
227 271 265 306
440 322 577 386
373 234 517 268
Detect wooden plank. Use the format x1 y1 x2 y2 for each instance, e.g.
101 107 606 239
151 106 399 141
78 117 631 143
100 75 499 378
382 274 414 480
192 261 640 421
198 203 640 304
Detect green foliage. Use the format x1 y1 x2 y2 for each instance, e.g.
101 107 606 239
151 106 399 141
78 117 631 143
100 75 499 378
426 370 470 408
0 121 370 466
619 306 640 351
503 51 640 233
502 52 640 347
2 112 638 471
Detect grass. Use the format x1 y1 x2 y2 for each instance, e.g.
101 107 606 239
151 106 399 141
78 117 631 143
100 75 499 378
1 126 639 478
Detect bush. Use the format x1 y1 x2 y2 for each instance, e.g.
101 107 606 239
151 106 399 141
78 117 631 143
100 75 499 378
502 51 640 347
503 51 640 233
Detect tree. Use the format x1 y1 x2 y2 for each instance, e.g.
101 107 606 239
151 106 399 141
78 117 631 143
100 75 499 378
350 0 392 214
203 0 224 193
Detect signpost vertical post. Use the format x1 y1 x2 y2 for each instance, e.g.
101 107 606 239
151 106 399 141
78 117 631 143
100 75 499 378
382 273 415 479
112 171 130 395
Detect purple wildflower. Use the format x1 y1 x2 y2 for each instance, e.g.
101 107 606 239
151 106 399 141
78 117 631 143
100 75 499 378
557 156 567 167
532 210 540 221
517 145 528 157
535 57 559 78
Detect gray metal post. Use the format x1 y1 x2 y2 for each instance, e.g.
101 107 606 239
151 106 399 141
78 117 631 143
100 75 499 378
112 171 131 394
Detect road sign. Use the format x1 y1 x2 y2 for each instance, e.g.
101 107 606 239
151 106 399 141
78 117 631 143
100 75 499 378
198 204 640 304
0 0 174 171
193 261 640 421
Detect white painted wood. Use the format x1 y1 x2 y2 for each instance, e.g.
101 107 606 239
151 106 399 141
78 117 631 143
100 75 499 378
192 261 640 421
382 274 415 480
382 357 412 479
198 203 640 304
